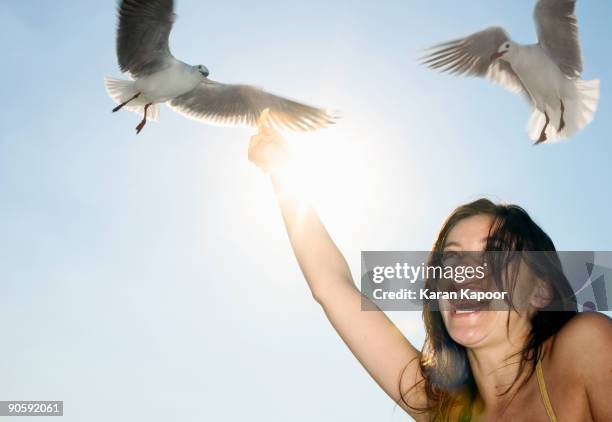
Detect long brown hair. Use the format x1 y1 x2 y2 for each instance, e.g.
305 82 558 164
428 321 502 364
401 198 577 421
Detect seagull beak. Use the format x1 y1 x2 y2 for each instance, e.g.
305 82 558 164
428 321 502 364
490 51 506 61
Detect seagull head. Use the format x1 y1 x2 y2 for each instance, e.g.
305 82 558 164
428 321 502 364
490 41 513 62
195 64 210 77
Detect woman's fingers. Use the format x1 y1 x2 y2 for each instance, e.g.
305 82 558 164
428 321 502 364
248 126 289 173
249 107 289 172
260 125 273 137
248 134 265 165
257 108 271 130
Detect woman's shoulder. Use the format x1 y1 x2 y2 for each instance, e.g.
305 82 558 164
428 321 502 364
554 312 611 347
544 312 612 420
547 312 612 374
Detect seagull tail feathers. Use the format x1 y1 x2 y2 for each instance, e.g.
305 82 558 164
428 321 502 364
104 77 160 122
526 78 600 143
559 78 600 140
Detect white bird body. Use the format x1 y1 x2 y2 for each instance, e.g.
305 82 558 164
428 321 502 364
507 44 564 109
422 0 600 144
133 59 201 103
503 43 599 141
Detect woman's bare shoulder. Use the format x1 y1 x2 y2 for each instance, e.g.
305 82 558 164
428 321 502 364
555 312 611 346
548 312 612 374
546 312 612 419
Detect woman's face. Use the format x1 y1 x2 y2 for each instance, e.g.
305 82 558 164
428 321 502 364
438 214 532 349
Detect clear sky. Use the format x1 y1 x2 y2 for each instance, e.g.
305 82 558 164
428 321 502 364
1 1 611 421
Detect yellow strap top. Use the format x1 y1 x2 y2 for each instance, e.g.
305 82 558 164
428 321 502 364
536 358 558 422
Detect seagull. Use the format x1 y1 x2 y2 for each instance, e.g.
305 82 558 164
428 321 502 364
421 0 599 144
105 0 335 134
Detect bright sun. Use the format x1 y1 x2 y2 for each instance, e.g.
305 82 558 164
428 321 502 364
275 129 368 209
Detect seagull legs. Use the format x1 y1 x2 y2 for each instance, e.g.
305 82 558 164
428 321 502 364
112 92 141 112
135 103 152 134
535 111 550 145
558 99 566 132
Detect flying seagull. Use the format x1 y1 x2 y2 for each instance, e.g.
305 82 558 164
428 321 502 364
421 0 599 144
105 0 335 134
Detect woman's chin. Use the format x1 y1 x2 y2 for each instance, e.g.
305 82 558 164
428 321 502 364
444 310 498 347
450 327 490 347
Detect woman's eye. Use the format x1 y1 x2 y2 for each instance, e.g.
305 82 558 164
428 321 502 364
441 251 460 265
437 278 454 292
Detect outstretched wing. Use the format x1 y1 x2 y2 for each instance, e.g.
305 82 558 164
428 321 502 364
168 79 336 131
116 0 176 78
534 0 582 77
421 26 530 101
421 27 510 77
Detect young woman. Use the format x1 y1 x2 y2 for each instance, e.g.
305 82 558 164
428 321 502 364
247 125 612 421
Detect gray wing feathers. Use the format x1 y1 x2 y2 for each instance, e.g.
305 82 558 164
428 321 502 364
534 0 582 77
116 0 176 77
168 80 335 131
421 27 530 101
421 27 510 77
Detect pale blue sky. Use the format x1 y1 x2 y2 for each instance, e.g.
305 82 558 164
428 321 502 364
1 1 610 421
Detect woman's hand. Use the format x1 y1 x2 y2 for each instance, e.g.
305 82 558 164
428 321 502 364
248 122 290 175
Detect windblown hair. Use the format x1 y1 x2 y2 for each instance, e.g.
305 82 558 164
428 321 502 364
400 199 577 421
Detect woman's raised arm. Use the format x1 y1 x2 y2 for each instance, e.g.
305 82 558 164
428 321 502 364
248 125 427 417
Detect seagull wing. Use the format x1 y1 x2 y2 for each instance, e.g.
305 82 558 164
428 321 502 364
167 79 336 131
487 60 532 103
421 27 530 102
116 0 176 78
534 0 582 77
